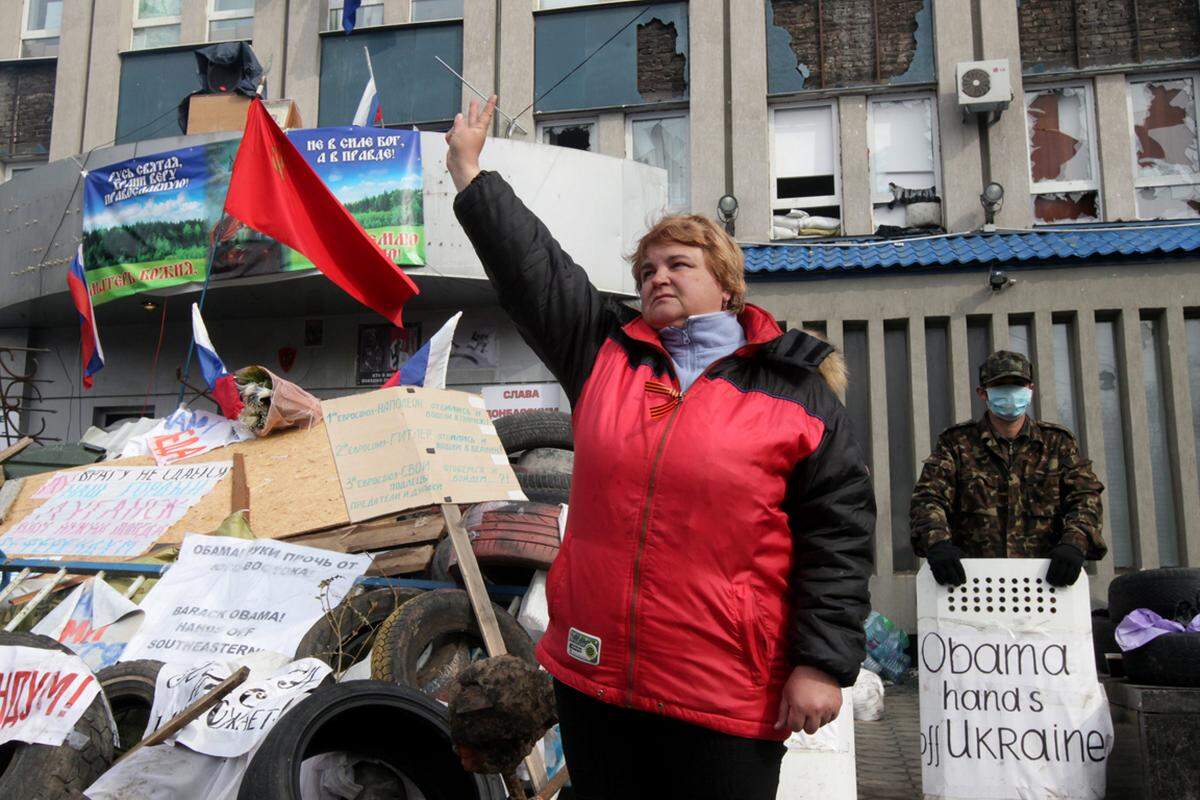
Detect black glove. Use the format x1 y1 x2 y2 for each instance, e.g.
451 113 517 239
927 540 966 587
1046 543 1085 587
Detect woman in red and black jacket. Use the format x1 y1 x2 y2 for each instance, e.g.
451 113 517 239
447 98 874 800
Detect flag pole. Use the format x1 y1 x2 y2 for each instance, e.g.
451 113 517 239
176 85 264 409
363 46 381 126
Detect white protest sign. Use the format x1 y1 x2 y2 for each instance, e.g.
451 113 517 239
918 559 1112 800
121 534 371 664
0 462 231 558
0 645 100 747
480 382 563 420
144 406 253 466
145 658 330 758
32 578 144 671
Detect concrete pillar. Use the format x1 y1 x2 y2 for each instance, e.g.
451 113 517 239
386 0 411 25
978 0 1032 229
1031 310 1057 423
867 318 892 574
49 0 95 160
81 0 134 151
1074 312 1115 585
826 318 846 404
0 0 23 58
181 1 206 43
1163 308 1200 566
728 0 769 241
688 0 725 217
837 95 872 236
1094 73 1138 222
497 0 534 142
989 312 1008 352
596 112 625 159
461 0 496 116
253 0 288 100
932 0 984 233
285 0 322 129
909 317 932 470
1117 310 1159 568
948 315 973 422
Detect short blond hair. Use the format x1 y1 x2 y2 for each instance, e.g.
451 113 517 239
630 215 747 314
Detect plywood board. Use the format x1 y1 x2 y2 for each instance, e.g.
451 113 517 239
0 423 350 557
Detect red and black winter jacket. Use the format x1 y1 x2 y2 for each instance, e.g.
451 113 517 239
455 172 874 740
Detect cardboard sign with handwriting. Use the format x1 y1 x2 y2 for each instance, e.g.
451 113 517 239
321 387 525 521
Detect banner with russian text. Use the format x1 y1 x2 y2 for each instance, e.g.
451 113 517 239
81 128 423 305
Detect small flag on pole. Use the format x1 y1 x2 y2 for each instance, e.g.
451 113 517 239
382 312 461 389
224 97 419 327
191 303 244 420
66 246 105 389
353 47 383 127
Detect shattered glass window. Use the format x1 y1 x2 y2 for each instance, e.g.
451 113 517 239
869 96 939 228
1025 85 1100 224
539 120 596 152
1130 75 1200 219
630 114 690 212
771 104 840 235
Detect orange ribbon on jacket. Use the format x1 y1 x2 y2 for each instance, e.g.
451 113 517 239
645 379 682 420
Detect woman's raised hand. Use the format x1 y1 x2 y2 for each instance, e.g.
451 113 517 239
445 95 497 193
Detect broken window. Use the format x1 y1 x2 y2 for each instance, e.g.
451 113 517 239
1025 84 1101 223
771 104 841 238
869 95 940 229
538 118 597 152
1130 74 1200 220
629 112 690 212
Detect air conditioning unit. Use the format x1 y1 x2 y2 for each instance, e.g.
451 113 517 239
956 59 1013 115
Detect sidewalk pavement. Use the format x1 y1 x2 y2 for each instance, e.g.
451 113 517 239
854 678 923 800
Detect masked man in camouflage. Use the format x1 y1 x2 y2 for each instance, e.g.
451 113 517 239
910 350 1106 588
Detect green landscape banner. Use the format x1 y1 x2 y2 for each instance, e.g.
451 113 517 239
82 127 424 305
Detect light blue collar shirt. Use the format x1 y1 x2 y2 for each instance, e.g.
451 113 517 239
658 311 747 393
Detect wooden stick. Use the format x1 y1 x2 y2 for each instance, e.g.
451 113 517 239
117 666 250 764
441 503 549 790
230 453 249 521
0 437 32 464
534 767 570 800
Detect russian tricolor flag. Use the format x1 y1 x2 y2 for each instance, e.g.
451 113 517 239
352 60 383 127
382 312 461 390
67 246 105 389
191 303 244 420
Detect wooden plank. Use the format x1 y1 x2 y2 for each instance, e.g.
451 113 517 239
230 453 249 519
117 667 250 764
285 513 444 553
0 438 33 464
365 544 435 576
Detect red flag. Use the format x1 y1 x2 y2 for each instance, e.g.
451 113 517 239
224 98 419 326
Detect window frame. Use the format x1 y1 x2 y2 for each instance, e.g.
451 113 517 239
21 0 61 40
1023 80 1103 197
410 0 465 21
207 0 255 42
866 91 942 221
769 100 841 215
536 0 626 10
624 108 691 213
325 0 385 31
1126 70 1200 192
536 115 600 151
132 0 183 49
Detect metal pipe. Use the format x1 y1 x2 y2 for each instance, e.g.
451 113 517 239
435 56 527 136
4 568 67 632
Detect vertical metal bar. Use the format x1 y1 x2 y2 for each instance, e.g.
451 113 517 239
4 568 67 632
124 575 147 599
817 0 826 89
0 568 32 604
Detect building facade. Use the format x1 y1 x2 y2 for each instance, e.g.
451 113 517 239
1 0 1199 628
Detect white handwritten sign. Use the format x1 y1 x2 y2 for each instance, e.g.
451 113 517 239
322 387 524 522
0 463 231 558
0 645 101 747
145 658 330 758
121 534 371 664
32 578 144 671
917 560 1112 800
144 406 253 466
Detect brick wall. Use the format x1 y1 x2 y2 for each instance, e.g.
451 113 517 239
771 0 923 88
1020 0 1200 71
637 19 688 101
0 62 56 161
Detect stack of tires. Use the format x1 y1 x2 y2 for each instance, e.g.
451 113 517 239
495 410 574 505
1107 567 1200 687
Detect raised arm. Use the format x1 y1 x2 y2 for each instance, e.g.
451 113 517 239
447 97 618 402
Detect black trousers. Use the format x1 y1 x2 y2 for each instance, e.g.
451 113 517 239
554 680 786 800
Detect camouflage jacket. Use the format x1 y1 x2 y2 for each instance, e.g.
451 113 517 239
910 416 1107 559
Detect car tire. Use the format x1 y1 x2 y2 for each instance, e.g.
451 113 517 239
95 659 163 757
295 587 423 672
514 469 570 505
0 632 116 799
1108 567 1200 623
493 411 573 454
237 680 506 799
1122 632 1200 688
516 447 574 475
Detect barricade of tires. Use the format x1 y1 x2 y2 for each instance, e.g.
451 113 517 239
1107 566 1200 687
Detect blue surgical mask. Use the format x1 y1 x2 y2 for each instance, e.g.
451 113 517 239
986 386 1033 421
